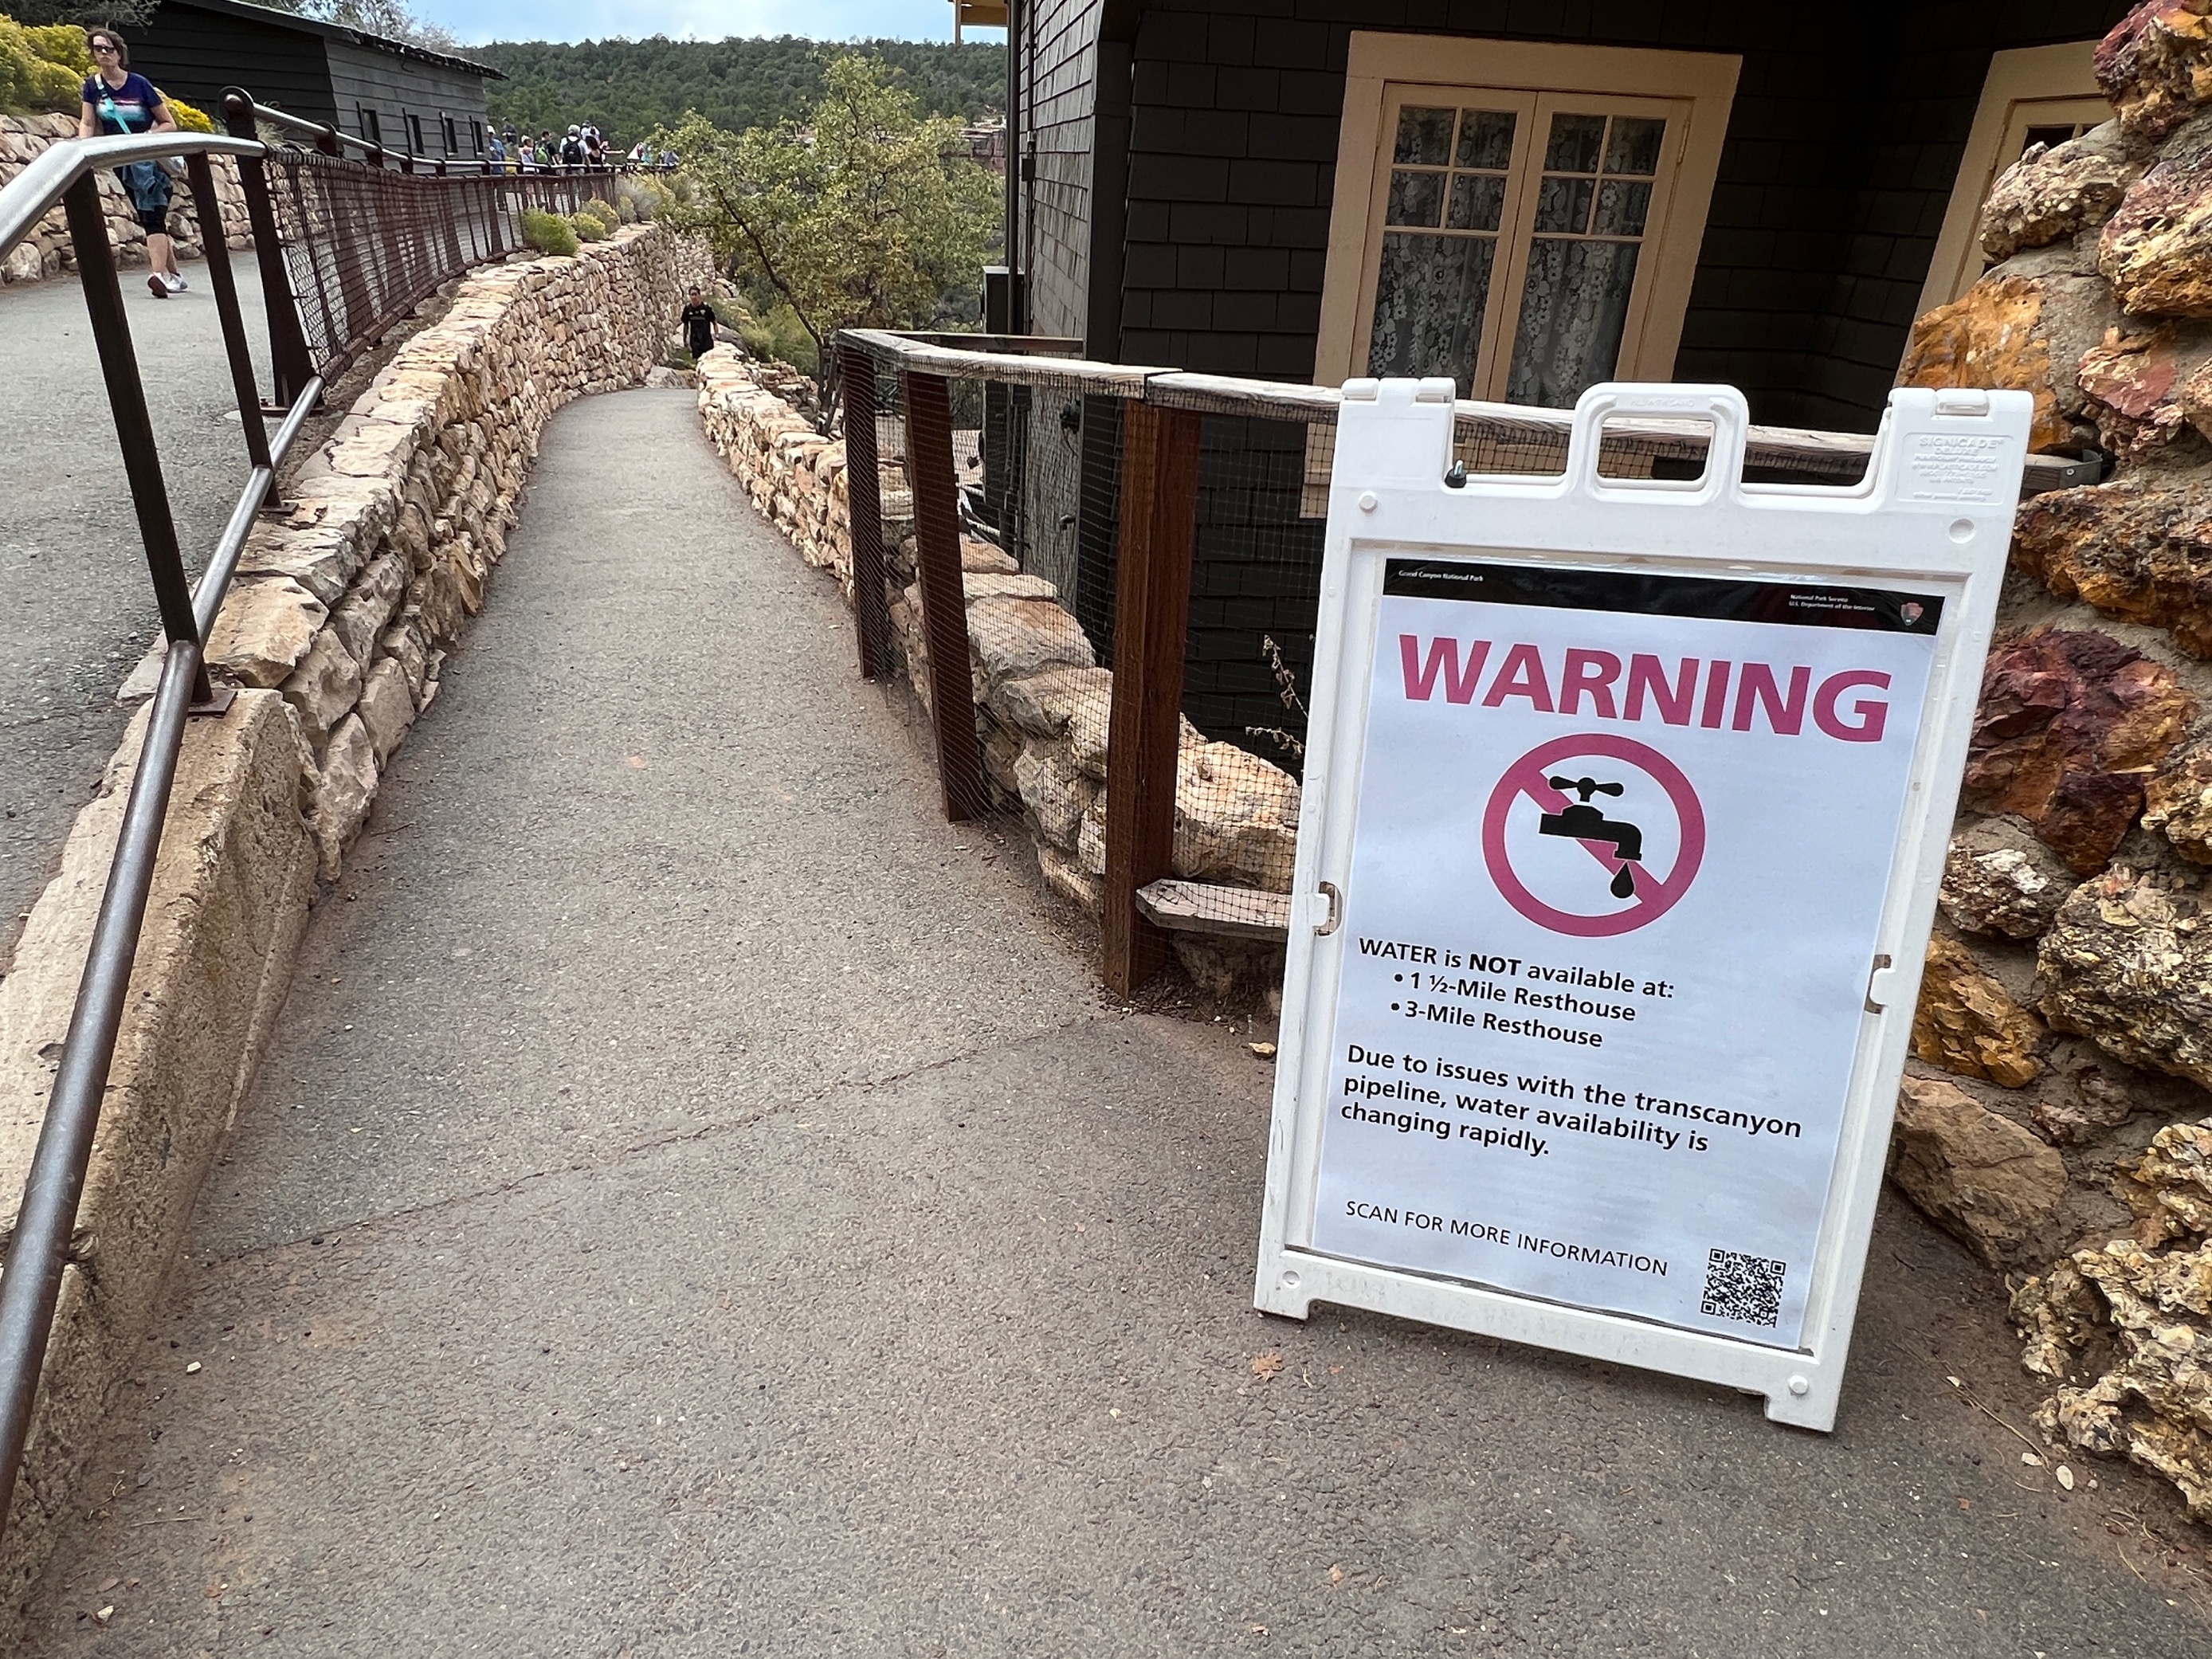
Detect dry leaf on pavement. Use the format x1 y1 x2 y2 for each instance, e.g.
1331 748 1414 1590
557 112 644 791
1250 1351 1285 1382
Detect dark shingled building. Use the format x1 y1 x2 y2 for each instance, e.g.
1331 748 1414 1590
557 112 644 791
135 0 501 161
986 0 2126 748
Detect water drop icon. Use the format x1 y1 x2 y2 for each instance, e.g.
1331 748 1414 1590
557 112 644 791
1610 864 1636 900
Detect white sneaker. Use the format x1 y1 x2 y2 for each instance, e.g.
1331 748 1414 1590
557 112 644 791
167 273 187 291
147 273 171 298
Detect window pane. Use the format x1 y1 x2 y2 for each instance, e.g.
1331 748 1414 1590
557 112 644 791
1394 106 1455 165
1386 170 1445 227
1456 108 1516 170
1506 238 1642 406
1604 116 1666 176
1369 231 1497 396
1533 175 1595 233
1543 112 1606 173
1448 173 1507 231
1592 178 1652 237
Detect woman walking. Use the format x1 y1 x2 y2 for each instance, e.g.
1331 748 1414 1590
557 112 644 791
77 26 184 298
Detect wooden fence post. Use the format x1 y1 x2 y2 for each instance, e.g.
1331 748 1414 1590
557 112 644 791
1103 401 1204 998
838 342 893 682
901 370 988 821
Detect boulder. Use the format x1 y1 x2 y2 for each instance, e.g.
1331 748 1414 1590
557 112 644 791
2142 735 2212 858
1982 120 2145 262
1911 935 2048 1086
2039 866 2212 1088
1897 271 2116 452
1173 741 1301 893
2076 321 2212 450
1037 843 1102 914
1013 739 1096 852
2013 1119 2212 1520
355 657 417 765
1889 1075 2069 1265
2034 1063 2144 1145
278 629 364 752
967 596 1096 688
2097 0 2212 142
1962 626 2193 871
327 553 408 669
307 714 377 881
1938 821 2076 939
991 665 1115 779
2100 108 2212 314
204 578 327 689
2012 465 2212 653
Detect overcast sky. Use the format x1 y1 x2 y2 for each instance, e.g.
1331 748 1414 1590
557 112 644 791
414 0 1001 47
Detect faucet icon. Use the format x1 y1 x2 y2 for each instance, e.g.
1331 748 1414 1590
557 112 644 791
1539 777 1645 898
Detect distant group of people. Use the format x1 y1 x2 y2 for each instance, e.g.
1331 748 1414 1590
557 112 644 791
483 123 674 173
488 121 602 171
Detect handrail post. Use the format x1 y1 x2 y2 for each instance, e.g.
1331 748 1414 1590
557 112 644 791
219 89 316 407
184 153 269 469
61 175 210 696
1102 400 1203 996
902 371 987 820
837 339 892 680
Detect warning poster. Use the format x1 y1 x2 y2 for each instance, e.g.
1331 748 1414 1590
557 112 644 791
1308 559 1943 1349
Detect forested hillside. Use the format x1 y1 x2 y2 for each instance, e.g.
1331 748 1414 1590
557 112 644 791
477 37 1006 144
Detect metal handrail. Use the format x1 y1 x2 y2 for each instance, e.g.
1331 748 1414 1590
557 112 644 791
0 104 384 1555
841 328 2101 496
238 94 668 179
0 130 262 261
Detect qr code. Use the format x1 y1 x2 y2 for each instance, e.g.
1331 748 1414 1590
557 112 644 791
1701 1248 1786 1328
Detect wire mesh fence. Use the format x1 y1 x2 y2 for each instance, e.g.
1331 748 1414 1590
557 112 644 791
837 328 1894 987
259 144 623 383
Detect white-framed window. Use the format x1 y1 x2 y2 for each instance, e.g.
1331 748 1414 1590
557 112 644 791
1316 36 1739 406
1916 42 2107 315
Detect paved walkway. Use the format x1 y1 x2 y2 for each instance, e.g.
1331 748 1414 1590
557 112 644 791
25 390 2210 1657
0 260 270 967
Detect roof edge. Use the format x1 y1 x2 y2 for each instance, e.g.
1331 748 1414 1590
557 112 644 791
156 0 506 80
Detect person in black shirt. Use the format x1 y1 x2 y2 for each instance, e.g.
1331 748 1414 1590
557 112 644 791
681 288 717 360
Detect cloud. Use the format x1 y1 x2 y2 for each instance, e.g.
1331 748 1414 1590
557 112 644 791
416 0 1004 48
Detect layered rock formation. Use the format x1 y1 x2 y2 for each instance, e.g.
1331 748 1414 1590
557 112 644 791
1898 0 2212 1521
0 112 251 285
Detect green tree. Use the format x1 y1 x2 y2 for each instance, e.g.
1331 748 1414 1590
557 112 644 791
478 36 1004 147
661 55 1000 379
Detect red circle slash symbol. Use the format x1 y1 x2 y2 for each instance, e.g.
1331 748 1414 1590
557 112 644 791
1481 734 1705 938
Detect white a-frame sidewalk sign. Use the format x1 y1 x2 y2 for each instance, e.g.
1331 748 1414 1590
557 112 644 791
1254 378 2030 1430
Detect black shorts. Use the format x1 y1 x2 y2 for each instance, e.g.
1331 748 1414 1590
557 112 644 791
136 203 168 235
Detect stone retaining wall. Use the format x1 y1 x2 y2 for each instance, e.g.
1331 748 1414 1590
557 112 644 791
0 219 711 1631
694 349 1301 998
1 112 252 285
1875 0 2212 1522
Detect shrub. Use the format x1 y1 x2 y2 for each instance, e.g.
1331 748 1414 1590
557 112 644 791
573 197 618 234
24 22 86 73
568 210 605 242
520 207 577 257
0 15 83 114
739 298 817 376
614 174 671 222
164 91 212 132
